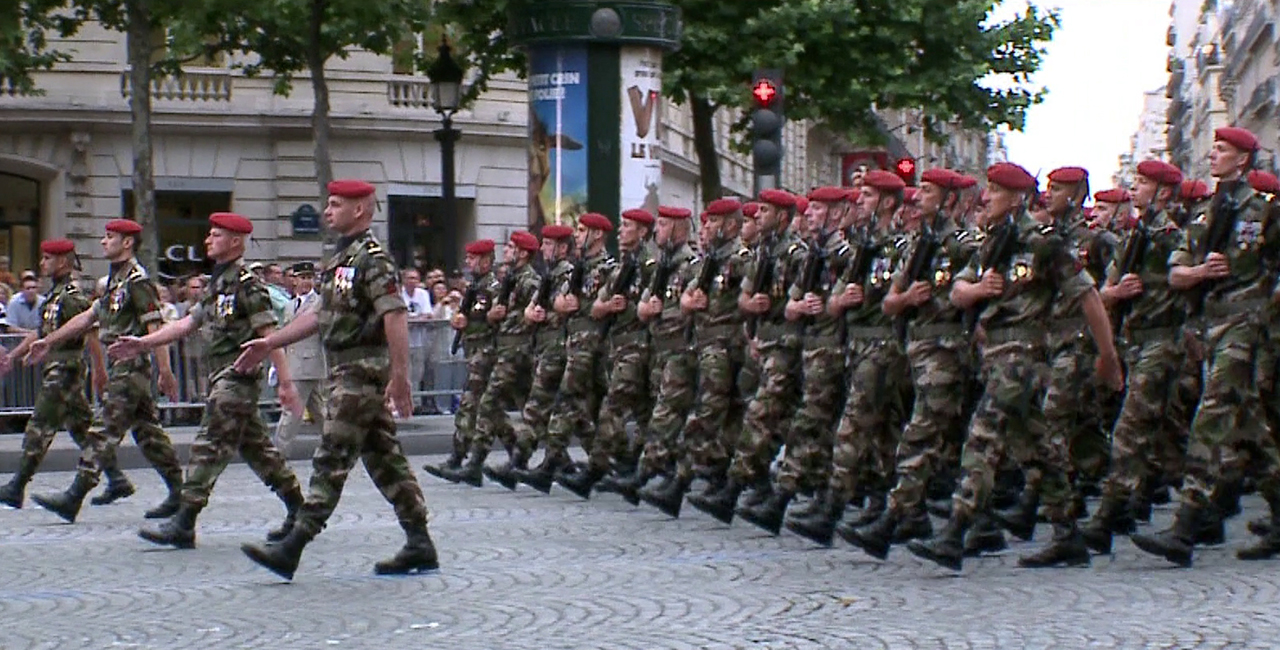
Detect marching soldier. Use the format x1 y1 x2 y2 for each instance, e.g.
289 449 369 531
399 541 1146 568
272 261 325 457
908 162 1123 572
28 218 186 523
109 213 305 549
236 179 438 579
1175 179 1213 228
0 239 109 509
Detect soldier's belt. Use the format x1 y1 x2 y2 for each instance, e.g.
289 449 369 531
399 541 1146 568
567 318 600 334
1049 317 1085 335
609 329 649 348
845 325 894 340
804 333 844 348
651 336 692 353
43 349 85 363
756 321 800 340
909 322 966 339
984 326 1048 346
204 352 243 371
1126 326 1180 345
1205 298 1268 319
535 328 566 348
324 345 389 366
696 323 741 341
496 334 530 348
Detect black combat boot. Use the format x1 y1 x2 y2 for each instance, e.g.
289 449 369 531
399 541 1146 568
0 456 38 509
31 472 95 523
515 451 570 494
143 471 184 519
842 509 901 560
1080 496 1134 555
374 524 440 575
639 474 693 518
687 478 744 525
601 467 656 506
421 450 464 479
90 464 136 506
926 498 953 519
1212 478 1242 519
1130 502 1200 567
1129 489 1152 522
438 450 487 487
1238 491 1280 561
554 463 605 500
992 488 1039 541
483 448 530 492
739 478 773 509
1195 507 1225 546
845 492 887 529
891 503 934 543
1016 522 1091 568
1249 516 1274 537
241 526 316 581
907 510 972 572
138 503 200 549
736 487 794 535
267 485 306 542
785 492 844 547
963 512 1007 557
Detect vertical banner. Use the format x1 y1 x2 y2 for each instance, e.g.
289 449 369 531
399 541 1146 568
527 45 589 230
619 47 663 216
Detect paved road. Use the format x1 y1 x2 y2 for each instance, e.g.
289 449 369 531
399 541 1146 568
1 458 1276 650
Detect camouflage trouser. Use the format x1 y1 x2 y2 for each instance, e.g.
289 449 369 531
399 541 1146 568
727 345 760 458
639 345 697 475
828 338 911 503
951 342 1074 523
886 338 973 515
675 336 744 481
298 363 429 536
1257 330 1280 449
1101 338 1183 502
77 358 182 489
1164 342 1200 480
546 329 606 453
473 343 532 456
727 340 801 485
19 361 93 469
588 337 651 472
181 370 300 510
775 344 845 494
512 339 567 457
451 344 495 459
1181 316 1280 507
1043 336 1110 484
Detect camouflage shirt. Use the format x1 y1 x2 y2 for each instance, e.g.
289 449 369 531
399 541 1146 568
93 257 163 346
188 259 277 374
689 236 751 331
595 245 653 337
460 269 499 343
564 251 613 326
1105 208 1186 332
788 231 852 338
41 275 91 354
1170 179 1280 307
539 258 575 330
641 242 696 340
891 220 981 327
497 261 541 337
317 229 405 352
837 223 904 329
740 230 807 329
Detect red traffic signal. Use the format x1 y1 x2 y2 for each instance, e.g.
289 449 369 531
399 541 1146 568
894 157 917 184
752 79 777 106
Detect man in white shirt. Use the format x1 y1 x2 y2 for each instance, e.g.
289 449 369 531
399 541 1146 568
400 268 433 414
272 262 326 455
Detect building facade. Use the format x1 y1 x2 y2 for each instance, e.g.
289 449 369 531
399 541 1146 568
1115 89 1171 189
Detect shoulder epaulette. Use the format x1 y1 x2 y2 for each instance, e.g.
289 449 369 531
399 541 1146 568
238 267 255 283
643 258 657 267
737 247 751 258
1038 224 1057 236
954 230 971 242
363 238 383 255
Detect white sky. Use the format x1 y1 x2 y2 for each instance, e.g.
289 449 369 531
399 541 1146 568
1002 0 1171 188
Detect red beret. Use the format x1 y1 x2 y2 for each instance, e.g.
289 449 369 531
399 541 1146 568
1094 188 1132 204
40 239 76 256
903 187 919 205
209 212 253 234
741 202 760 218
1248 170 1280 194
955 174 978 190
794 196 809 214
863 170 907 192
509 231 539 252
705 198 743 216
621 208 655 225
327 179 376 198
105 219 143 235
657 205 692 220
1047 166 1089 184
1215 126 1260 153
758 189 796 208
920 168 959 189
986 163 1037 191
807 186 848 203
578 212 614 232
1135 160 1183 186
541 224 574 240
464 239 495 255
699 211 709 225
1180 179 1212 201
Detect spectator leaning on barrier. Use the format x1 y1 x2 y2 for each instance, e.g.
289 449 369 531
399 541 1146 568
6 275 45 332
401 268 435 415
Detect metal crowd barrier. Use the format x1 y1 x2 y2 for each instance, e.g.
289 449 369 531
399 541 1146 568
0 320 466 430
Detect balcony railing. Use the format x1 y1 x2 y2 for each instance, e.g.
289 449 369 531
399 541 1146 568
120 70 233 102
387 77 432 109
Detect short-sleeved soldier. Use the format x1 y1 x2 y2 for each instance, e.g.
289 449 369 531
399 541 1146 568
0 239 108 509
107 213 305 549
28 219 185 523
908 162 1123 572
238 180 437 579
423 239 499 478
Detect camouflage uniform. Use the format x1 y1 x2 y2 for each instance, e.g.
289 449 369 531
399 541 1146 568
637 242 698 476
450 269 499 461
511 258 573 459
472 261 540 459
295 229 430 537
179 260 302 512
545 251 613 454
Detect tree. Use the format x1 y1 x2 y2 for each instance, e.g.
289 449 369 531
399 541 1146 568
431 0 1058 201
0 1 81 96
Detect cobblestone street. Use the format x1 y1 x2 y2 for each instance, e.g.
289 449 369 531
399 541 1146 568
1 457 1276 650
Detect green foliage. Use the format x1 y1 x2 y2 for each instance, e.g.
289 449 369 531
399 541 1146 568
0 0 81 94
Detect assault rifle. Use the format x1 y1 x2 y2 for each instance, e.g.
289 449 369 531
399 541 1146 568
649 250 675 306
962 213 1018 336
745 232 776 339
567 259 587 298
599 253 639 336
450 281 479 355
797 239 828 328
896 217 944 342
685 250 721 343
1189 183 1244 317
1110 202 1153 338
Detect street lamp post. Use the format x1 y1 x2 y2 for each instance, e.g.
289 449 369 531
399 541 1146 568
427 39 465 245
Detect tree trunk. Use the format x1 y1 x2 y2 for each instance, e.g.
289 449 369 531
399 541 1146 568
308 0 336 259
688 89 722 204
125 0 157 272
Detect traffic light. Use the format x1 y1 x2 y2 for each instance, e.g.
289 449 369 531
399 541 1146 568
750 69 785 192
894 157 917 186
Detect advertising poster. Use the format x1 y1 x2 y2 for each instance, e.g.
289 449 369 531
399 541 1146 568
527 45 589 230
619 46 664 216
